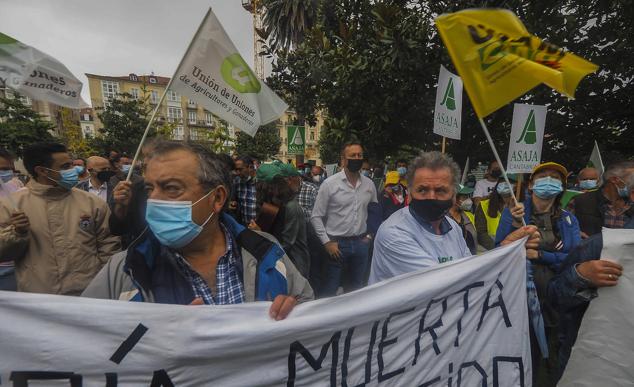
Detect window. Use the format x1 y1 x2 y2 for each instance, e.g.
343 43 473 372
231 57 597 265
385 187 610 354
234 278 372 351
205 112 213 126
149 77 157 84
150 90 159 104
188 99 196 106
190 129 199 141
167 90 179 102
130 88 139 100
20 95 32 106
82 113 91 121
173 126 184 140
129 74 138 81
310 131 315 140
167 107 182 123
188 111 197 124
101 80 119 103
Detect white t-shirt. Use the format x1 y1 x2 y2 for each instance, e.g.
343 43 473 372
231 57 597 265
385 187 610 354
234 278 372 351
369 207 471 284
473 179 497 198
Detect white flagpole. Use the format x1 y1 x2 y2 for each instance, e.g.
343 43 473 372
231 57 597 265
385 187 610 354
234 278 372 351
478 117 526 227
461 157 469 185
126 8 213 181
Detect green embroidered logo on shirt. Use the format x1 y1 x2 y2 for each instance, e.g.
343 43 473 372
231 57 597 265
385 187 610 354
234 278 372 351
437 256 454 263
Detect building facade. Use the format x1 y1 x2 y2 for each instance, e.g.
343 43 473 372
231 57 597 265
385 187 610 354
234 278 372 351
275 110 325 166
85 73 234 144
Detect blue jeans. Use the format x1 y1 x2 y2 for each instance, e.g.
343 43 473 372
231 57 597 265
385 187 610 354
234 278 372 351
0 266 17 291
322 238 370 297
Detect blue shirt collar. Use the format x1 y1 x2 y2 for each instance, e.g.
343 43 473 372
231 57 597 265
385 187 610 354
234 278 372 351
408 206 453 235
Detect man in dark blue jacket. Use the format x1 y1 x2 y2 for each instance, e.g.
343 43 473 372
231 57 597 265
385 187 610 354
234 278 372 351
548 175 634 379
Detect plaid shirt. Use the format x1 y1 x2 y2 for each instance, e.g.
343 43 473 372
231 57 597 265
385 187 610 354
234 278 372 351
602 200 633 228
233 177 257 225
173 223 245 305
298 180 319 218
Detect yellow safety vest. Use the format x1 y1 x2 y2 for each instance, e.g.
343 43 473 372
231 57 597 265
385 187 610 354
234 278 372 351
479 199 501 239
464 210 475 226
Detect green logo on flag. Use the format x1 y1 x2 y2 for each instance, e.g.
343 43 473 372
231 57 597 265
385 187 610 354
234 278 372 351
440 77 456 111
516 110 537 144
0 33 18 45
220 53 261 93
287 126 305 155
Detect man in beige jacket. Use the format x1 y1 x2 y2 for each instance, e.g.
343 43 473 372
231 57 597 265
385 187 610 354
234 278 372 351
0 143 120 295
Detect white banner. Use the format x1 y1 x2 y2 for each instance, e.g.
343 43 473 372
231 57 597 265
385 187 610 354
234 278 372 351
170 8 288 137
559 228 634 387
433 65 463 140
0 240 531 386
506 103 546 173
0 32 85 108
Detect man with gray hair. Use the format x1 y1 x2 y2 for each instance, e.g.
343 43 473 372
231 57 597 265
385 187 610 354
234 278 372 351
83 141 313 321
369 151 540 284
568 160 634 238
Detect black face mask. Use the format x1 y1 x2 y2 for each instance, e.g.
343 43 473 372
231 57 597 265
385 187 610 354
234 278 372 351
490 169 502 178
346 159 363 173
409 198 453 222
96 170 116 182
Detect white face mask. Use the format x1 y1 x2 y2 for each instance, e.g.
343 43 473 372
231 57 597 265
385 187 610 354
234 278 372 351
459 198 473 212
312 175 322 183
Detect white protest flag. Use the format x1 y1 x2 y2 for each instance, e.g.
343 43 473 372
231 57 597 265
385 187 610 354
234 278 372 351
433 65 463 140
0 32 85 108
588 140 605 177
506 103 547 173
559 228 634 386
170 8 288 136
0 240 531 386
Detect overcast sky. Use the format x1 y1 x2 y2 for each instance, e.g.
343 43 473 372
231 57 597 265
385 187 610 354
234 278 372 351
0 0 257 104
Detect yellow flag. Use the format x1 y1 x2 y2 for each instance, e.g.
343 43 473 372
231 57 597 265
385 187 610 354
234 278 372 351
435 9 598 118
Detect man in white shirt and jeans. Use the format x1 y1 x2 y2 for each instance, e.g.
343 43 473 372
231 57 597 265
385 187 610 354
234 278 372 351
473 160 502 207
311 141 378 296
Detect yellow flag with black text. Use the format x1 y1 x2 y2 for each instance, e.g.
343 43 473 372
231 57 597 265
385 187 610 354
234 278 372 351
435 9 598 118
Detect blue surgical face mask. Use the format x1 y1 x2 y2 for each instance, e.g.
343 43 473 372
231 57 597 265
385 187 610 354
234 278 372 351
616 178 630 199
44 167 79 190
145 189 216 249
121 164 132 174
579 179 598 190
74 165 85 175
397 167 407 177
361 169 370 177
532 176 563 199
496 182 512 196
0 170 14 183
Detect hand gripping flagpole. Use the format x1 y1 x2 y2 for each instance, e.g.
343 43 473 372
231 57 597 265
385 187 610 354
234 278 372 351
478 117 526 227
126 8 213 182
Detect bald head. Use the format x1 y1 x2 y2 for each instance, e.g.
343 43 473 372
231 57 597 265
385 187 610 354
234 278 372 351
87 156 111 171
578 167 600 182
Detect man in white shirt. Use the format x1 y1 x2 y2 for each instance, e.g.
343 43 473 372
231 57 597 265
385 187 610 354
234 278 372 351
473 160 502 207
370 151 539 285
311 141 378 296
77 156 115 202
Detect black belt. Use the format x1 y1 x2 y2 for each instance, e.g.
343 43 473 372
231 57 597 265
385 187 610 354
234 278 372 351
331 234 366 241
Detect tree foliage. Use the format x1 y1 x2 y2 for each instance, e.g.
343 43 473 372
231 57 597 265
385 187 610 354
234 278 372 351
0 94 55 157
59 108 95 158
266 0 633 170
235 123 281 161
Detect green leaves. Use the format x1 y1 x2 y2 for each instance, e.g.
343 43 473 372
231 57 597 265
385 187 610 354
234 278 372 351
0 94 55 157
235 122 281 161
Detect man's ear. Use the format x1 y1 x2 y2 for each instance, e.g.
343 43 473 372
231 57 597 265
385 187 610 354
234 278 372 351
212 186 228 212
34 165 48 179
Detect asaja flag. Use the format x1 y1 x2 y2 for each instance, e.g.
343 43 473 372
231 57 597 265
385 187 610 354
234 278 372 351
0 32 85 108
170 8 288 136
506 103 546 173
287 125 305 155
434 9 598 118
588 140 604 176
433 65 463 140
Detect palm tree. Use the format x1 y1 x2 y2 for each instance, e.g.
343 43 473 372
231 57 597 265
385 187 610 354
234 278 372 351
261 0 319 51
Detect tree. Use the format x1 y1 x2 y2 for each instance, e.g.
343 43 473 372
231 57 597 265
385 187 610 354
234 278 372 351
261 0 319 51
267 0 633 170
92 92 154 155
235 123 281 161
0 93 55 157
59 108 95 158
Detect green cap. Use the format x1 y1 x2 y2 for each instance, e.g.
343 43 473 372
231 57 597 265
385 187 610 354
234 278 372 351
278 163 301 177
458 184 474 195
256 163 283 182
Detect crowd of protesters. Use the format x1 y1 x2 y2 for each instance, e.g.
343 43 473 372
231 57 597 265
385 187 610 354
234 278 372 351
0 140 632 385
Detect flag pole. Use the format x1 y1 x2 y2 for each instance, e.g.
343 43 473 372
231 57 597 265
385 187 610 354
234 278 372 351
477 117 526 227
126 8 213 182
441 137 446 154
